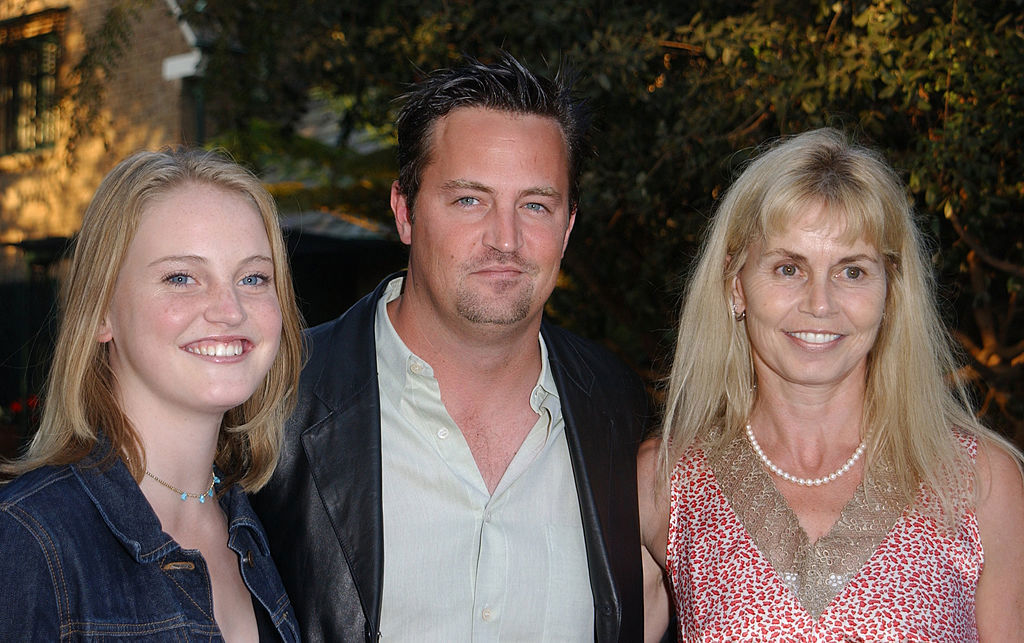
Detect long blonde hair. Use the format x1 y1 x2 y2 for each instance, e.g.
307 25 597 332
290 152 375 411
660 128 1017 519
2 148 303 492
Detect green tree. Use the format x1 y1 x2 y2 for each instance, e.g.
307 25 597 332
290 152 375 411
98 0 1024 441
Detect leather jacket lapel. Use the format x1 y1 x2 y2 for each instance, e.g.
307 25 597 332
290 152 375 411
542 322 622 640
298 275 400 638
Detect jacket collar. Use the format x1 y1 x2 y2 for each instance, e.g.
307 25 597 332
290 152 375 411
73 434 270 563
73 437 178 562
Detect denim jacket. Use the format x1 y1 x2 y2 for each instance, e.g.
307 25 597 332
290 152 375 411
0 440 301 641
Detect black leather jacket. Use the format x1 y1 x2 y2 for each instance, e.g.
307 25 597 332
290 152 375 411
251 275 650 641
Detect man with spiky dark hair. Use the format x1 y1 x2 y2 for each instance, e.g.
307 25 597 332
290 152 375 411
254 53 650 642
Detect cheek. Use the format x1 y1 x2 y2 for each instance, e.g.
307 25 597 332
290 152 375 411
746 285 789 318
854 289 887 329
110 296 184 338
524 224 570 260
252 297 283 334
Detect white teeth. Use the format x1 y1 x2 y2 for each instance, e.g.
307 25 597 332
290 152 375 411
187 341 244 356
791 332 840 344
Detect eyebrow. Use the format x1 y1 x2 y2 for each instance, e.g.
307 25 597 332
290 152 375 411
440 179 563 200
148 254 273 267
762 249 882 264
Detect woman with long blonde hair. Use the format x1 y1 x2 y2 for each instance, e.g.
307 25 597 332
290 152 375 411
640 128 1024 641
0 148 303 641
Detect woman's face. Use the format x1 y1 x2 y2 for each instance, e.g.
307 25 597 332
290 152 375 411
731 203 887 396
98 182 282 424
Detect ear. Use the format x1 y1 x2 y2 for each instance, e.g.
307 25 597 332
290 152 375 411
560 207 577 257
391 181 413 246
730 274 746 317
96 317 113 343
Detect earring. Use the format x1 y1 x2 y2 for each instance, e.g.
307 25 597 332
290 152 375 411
732 304 746 322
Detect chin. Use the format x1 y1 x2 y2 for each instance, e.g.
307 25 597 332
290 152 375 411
194 387 261 414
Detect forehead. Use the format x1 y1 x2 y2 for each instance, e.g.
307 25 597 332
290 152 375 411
424 107 569 185
761 201 881 253
130 183 270 256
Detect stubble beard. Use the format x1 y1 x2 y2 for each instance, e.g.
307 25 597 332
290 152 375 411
455 250 541 326
455 278 535 325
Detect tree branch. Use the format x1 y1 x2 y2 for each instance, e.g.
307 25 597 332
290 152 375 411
947 210 1024 279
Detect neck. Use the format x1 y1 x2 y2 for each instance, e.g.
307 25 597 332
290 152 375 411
136 424 223 531
119 398 221 504
749 374 867 454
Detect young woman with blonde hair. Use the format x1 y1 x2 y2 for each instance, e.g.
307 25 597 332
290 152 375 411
0 148 303 640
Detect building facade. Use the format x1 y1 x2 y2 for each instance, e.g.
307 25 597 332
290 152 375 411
0 0 199 452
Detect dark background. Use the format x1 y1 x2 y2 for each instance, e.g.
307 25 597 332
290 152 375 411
3 0 1024 455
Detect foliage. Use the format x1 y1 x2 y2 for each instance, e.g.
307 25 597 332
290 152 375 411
156 0 1024 441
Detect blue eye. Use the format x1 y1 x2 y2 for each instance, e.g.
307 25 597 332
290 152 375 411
524 202 546 212
456 197 480 206
240 273 269 286
164 273 194 286
843 266 863 279
778 264 798 277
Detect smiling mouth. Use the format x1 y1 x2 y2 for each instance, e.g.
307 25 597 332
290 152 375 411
788 331 842 344
184 340 245 357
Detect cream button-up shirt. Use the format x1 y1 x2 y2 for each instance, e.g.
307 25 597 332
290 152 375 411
375 277 593 642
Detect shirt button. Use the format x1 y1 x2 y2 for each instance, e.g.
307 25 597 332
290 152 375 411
483 512 492 523
437 427 449 439
481 608 494 621
243 550 255 568
409 362 423 374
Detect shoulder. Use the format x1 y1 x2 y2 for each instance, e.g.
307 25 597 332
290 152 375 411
0 467 78 609
302 289 378 366
974 438 1024 519
293 280 387 402
543 322 650 432
1 465 78 513
541 322 645 392
1 465 98 546
973 437 1024 637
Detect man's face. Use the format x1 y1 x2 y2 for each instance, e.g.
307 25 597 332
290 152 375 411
392 106 575 332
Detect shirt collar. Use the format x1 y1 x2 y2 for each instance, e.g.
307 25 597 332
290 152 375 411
374 275 560 417
531 335 559 417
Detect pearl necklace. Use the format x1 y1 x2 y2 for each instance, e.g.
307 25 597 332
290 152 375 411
745 423 867 487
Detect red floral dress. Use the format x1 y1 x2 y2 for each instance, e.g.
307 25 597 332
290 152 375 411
666 437 981 642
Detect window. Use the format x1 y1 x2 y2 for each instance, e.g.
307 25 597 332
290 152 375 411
0 10 64 155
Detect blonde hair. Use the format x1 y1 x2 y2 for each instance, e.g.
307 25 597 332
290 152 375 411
660 127 1018 520
2 148 303 492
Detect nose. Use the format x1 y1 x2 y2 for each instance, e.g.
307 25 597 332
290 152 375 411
800 275 838 317
204 282 246 326
482 205 522 254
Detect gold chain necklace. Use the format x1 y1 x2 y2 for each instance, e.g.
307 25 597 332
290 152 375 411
144 469 220 503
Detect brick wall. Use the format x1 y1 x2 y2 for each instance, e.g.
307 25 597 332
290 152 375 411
0 0 195 247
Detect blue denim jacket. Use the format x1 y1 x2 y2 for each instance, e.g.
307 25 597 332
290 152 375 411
0 441 301 641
